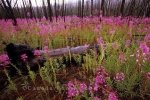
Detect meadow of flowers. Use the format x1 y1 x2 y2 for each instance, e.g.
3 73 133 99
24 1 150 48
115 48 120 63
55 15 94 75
0 16 150 100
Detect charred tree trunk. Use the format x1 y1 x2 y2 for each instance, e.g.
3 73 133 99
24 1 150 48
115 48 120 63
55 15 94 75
47 0 53 22
86 1 89 16
35 0 41 20
128 0 136 16
1 0 17 26
29 0 36 21
145 0 150 17
120 0 125 16
42 0 48 20
54 0 58 21
101 0 105 16
81 0 84 18
78 0 81 17
61 0 65 22
91 0 93 16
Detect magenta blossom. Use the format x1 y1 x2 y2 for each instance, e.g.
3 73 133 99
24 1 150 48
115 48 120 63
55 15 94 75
125 40 131 48
79 83 87 93
109 29 115 35
108 92 118 100
146 72 150 79
95 74 105 85
34 50 41 57
21 54 28 62
144 33 150 43
114 72 125 82
67 81 79 98
93 96 100 100
119 52 126 62
0 54 10 66
139 42 149 54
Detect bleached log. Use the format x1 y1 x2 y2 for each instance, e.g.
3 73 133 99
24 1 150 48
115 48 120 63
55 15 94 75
40 44 98 57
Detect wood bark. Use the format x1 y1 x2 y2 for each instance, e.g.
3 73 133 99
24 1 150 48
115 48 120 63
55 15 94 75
101 0 105 16
40 45 99 57
120 0 125 16
47 0 53 22
1 0 17 25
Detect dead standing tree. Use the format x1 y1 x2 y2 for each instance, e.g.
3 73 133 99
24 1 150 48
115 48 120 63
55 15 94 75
91 0 93 16
81 0 84 18
101 0 105 16
47 0 53 22
1 0 17 26
42 0 48 20
61 0 66 22
54 0 58 21
28 0 37 21
120 0 125 16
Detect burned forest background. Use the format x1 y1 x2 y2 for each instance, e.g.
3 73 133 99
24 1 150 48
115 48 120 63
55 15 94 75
0 0 150 26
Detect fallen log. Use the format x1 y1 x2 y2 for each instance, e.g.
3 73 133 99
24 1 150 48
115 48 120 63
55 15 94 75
4 43 100 75
40 44 97 57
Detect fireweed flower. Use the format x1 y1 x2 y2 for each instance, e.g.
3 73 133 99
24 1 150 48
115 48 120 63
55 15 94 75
93 96 100 100
34 50 41 57
139 42 149 55
0 54 9 66
44 46 49 54
109 29 115 35
125 40 131 48
119 52 126 62
144 33 150 43
79 83 87 93
97 37 106 48
67 81 79 98
21 54 28 62
97 37 104 45
88 85 93 95
95 74 105 84
93 83 99 91
146 72 150 79
114 72 125 82
108 92 118 100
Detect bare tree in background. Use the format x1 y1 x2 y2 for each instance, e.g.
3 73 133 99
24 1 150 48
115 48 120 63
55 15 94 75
101 0 105 16
91 0 93 16
29 0 36 20
35 0 41 20
54 0 58 21
47 0 53 22
81 0 84 18
78 0 81 17
61 0 65 21
42 0 48 20
1 0 17 25
120 0 125 16
128 0 136 16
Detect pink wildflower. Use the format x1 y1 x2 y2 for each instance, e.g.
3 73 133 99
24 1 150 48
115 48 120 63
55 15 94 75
79 83 87 93
146 72 150 79
108 92 118 100
114 72 125 82
144 34 150 43
34 50 41 57
95 74 105 84
93 96 100 100
125 40 131 48
21 54 28 62
119 52 126 62
67 81 79 98
139 42 149 54
0 54 9 66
